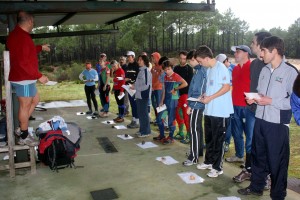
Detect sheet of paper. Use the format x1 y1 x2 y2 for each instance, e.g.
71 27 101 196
217 197 241 200
45 81 57 86
177 172 205 184
114 125 127 130
116 77 124 80
118 92 125 100
244 92 261 100
86 116 98 120
187 97 200 102
136 141 158 149
121 85 136 97
117 134 134 140
156 104 167 113
156 156 179 165
76 112 86 115
101 120 115 125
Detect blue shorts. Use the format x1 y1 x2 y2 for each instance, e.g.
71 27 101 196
11 82 37 97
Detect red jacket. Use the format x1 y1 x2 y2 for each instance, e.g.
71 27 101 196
232 60 251 106
7 25 42 81
113 67 125 92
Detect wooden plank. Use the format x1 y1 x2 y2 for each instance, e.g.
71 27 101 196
0 145 30 153
4 51 15 178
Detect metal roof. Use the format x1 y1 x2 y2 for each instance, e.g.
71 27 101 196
0 0 215 28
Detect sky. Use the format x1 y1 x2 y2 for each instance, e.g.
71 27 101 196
190 0 300 31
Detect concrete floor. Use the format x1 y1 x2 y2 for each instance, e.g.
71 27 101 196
0 106 299 200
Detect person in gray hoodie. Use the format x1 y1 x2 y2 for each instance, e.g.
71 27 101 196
182 50 207 166
132 55 152 137
238 36 298 200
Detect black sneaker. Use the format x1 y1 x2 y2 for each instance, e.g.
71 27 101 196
86 110 92 115
238 186 263 196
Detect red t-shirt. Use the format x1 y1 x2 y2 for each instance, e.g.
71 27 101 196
7 25 42 81
232 60 251 106
113 67 125 92
151 64 163 90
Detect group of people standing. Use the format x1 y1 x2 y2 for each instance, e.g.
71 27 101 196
80 32 300 199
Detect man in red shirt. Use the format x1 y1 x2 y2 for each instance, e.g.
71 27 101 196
225 45 254 168
7 11 49 146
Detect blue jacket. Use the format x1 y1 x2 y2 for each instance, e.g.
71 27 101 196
188 65 206 110
291 92 300 125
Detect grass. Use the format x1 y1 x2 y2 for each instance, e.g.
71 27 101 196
32 82 300 178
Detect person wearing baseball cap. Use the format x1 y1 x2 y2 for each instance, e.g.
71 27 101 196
225 44 252 166
125 50 140 129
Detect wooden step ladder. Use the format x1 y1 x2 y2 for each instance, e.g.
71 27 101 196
0 51 36 177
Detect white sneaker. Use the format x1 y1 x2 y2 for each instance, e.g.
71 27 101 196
207 169 223 178
225 156 244 163
197 163 212 170
18 135 39 147
182 160 197 166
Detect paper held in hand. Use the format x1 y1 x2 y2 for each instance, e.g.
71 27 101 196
121 85 136 97
187 97 200 102
118 92 125 100
244 92 261 100
156 104 167 113
45 81 57 86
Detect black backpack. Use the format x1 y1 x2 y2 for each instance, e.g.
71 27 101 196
38 122 81 172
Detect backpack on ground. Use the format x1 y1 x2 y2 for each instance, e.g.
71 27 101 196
37 118 81 172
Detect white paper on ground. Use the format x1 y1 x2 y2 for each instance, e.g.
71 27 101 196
187 97 200 102
121 85 136 97
114 125 127 129
45 81 57 86
101 120 115 125
117 134 134 140
177 172 205 184
217 197 241 200
156 156 179 165
244 92 261 100
156 104 167 113
136 141 158 149
118 92 125 100
77 112 86 115
86 116 98 120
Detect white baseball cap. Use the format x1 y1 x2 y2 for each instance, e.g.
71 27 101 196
216 54 227 63
126 51 135 57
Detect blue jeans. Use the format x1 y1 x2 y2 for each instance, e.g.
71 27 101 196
225 114 234 144
151 90 162 122
232 106 255 158
136 99 151 135
158 99 177 138
129 94 138 119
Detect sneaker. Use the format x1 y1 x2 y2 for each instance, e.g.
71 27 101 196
238 186 263 196
18 135 39 147
180 137 190 144
174 132 184 140
207 169 223 178
224 143 229 152
162 137 174 145
233 169 251 183
127 121 139 129
86 110 93 115
93 111 99 116
153 135 165 141
264 174 271 190
137 133 149 138
113 117 120 122
99 112 109 118
14 127 21 137
115 117 124 123
182 160 197 166
197 163 212 170
225 156 244 163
